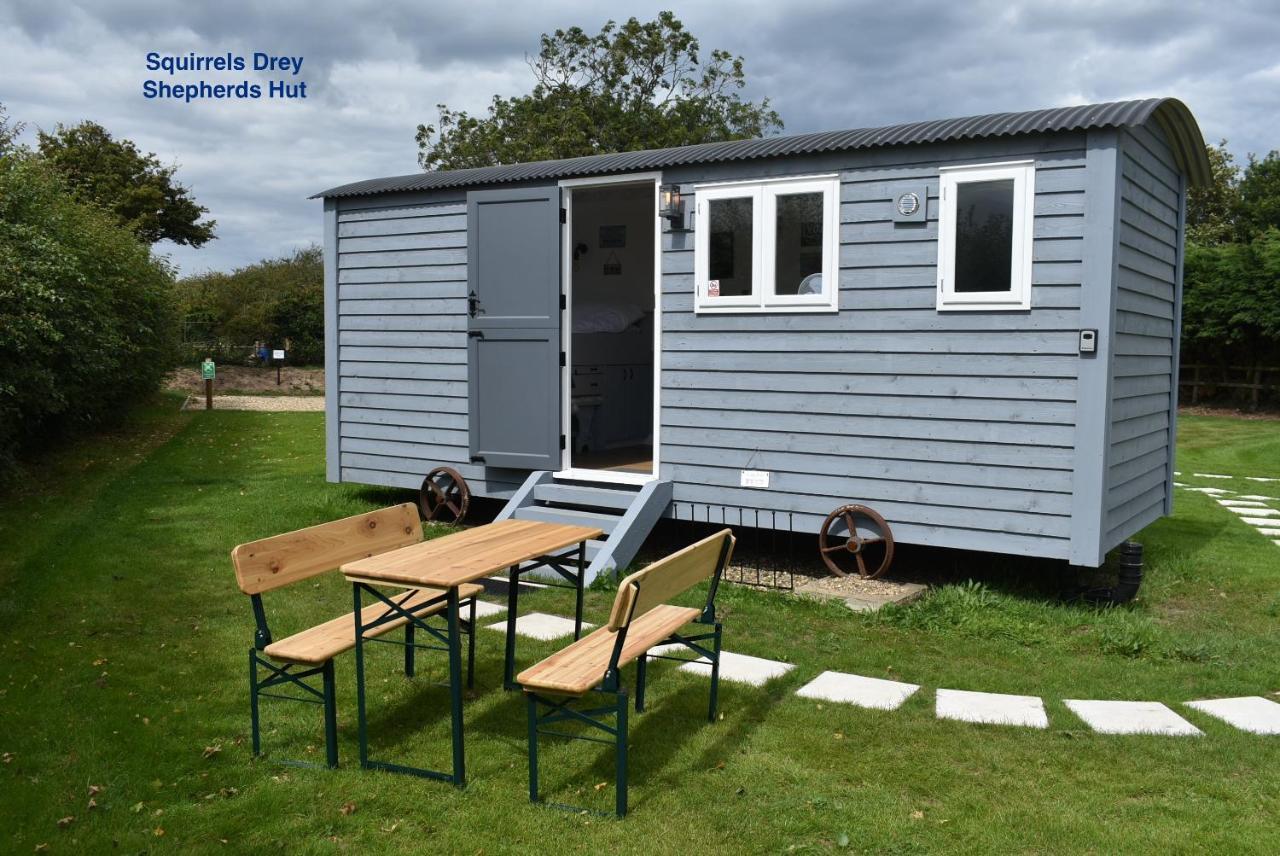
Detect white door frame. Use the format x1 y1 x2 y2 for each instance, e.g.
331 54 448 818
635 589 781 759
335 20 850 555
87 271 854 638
555 172 663 486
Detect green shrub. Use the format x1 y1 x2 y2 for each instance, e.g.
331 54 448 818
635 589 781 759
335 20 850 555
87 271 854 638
0 151 176 476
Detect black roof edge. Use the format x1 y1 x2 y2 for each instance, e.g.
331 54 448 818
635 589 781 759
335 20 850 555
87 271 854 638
311 97 1210 200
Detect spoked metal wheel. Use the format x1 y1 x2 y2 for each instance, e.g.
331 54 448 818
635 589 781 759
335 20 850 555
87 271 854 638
818 504 895 579
418 466 470 524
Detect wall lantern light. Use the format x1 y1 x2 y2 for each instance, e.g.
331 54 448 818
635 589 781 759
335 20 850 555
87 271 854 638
659 184 688 230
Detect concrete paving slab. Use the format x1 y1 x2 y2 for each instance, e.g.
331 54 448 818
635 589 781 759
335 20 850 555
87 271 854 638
483 612 591 641
936 689 1048 728
1217 499 1268 507
1229 506 1280 516
796 670 920 710
1241 517 1280 527
1064 700 1201 735
469 600 506 619
679 650 795 686
1185 696 1280 735
1192 473 1232 479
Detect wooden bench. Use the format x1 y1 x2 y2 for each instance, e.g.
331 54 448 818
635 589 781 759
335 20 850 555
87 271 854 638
231 503 482 768
517 528 735 817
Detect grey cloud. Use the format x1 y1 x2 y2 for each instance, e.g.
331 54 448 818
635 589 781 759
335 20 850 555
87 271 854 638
2 0 1277 276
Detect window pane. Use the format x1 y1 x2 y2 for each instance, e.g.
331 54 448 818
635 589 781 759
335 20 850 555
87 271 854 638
773 192 825 295
708 196 753 297
954 179 1014 293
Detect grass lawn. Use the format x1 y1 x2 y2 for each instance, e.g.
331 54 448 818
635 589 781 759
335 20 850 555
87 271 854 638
1 402 1278 854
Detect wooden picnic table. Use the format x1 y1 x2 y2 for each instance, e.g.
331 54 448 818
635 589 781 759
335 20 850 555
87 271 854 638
340 518 602 786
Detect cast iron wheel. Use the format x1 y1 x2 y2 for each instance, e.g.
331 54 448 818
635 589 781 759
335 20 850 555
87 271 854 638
818 504 894 579
418 466 470 524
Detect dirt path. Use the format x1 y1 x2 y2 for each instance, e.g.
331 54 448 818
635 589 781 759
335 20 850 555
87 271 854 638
180 395 324 412
165 365 324 396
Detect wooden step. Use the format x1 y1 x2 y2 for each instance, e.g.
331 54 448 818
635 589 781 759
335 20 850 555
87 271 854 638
514 505 622 535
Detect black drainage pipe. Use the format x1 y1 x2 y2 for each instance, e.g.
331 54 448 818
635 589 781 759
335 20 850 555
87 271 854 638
1068 541 1144 605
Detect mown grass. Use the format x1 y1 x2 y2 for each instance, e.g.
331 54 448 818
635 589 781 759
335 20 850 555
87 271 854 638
1 405 1277 853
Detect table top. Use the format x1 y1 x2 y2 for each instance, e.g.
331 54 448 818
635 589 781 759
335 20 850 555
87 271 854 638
341 518 602 589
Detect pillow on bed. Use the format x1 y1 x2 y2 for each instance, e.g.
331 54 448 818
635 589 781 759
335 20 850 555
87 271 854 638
572 302 646 334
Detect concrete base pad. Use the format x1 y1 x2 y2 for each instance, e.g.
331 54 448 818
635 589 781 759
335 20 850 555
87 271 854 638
795 577 928 613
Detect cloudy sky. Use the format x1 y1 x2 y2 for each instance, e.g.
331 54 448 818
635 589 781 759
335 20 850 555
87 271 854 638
4 0 1279 275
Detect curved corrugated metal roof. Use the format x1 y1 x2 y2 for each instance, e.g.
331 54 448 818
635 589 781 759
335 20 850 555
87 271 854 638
313 97 1209 199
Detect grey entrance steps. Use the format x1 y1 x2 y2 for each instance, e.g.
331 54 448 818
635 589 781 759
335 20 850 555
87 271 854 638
497 472 673 584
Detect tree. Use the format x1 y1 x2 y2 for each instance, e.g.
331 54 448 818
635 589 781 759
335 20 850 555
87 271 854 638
1182 228 1280 367
0 102 23 154
1235 151 1280 241
1185 140 1239 245
37 121 216 247
416 11 782 170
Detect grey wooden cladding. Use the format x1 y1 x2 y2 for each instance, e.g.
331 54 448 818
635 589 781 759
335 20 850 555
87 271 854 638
1100 124 1182 552
332 197 475 489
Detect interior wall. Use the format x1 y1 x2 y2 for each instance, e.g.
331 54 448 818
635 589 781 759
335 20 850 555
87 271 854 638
570 184 654 309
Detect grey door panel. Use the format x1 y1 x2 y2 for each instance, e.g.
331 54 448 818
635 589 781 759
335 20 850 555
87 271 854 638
466 186 561 469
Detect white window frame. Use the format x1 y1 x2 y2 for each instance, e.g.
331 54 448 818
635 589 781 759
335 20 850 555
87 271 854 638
936 161 1035 311
694 174 840 314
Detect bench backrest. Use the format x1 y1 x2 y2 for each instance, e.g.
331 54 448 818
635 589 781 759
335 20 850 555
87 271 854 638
231 503 423 595
607 528 735 631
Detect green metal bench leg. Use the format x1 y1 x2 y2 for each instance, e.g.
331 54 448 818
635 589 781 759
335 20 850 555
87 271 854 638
708 622 723 723
353 584 370 768
526 693 540 804
446 587 466 788
616 688 629 818
466 597 477 689
249 649 261 757
322 659 339 768
404 623 416 677
635 654 647 713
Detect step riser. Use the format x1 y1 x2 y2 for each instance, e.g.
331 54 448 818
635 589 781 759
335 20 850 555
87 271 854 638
514 505 622 535
534 483 637 511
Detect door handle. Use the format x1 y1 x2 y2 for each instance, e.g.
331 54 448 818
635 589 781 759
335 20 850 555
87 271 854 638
467 290 483 318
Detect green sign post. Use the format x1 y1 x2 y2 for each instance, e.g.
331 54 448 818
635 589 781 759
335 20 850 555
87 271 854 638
201 359 215 410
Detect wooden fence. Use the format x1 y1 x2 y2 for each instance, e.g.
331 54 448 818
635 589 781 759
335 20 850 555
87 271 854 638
1179 364 1280 409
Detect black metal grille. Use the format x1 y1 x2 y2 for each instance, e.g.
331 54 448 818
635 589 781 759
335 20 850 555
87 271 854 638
667 503 797 592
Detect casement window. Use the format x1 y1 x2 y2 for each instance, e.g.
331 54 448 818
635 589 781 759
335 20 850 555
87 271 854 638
936 162 1035 311
694 175 840 313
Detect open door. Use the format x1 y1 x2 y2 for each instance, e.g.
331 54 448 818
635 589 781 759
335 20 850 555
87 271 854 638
466 186 562 470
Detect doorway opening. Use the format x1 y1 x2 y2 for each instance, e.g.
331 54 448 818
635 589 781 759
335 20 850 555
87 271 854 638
563 180 658 480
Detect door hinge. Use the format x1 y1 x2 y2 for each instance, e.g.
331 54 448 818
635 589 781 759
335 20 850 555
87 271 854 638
559 207 567 223
470 454 485 464
559 351 566 367
559 434 566 450
467 330 484 339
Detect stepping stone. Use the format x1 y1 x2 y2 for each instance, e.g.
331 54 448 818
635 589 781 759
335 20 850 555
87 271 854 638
470 600 506 619
935 689 1048 728
1241 517 1280 527
1238 494 1276 500
1218 499 1268 507
1184 486 1229 495
796 670 919 710
679 651 795 686
1185 696 1280 735
1193 473 1233 479
1246 476 1280 482
1274 540 1280 548
484 612 592 641
1258 528 1280 537
1173 482 1188 487
1063 700 1201 735
1229 506 1280 516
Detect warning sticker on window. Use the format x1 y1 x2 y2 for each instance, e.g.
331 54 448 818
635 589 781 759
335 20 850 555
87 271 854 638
707 279 720 297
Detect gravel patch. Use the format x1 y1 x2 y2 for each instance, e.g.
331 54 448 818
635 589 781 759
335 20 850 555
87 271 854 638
182 395 325 412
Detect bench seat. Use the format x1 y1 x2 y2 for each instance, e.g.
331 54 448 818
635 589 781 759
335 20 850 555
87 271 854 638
265 583 484 665
517 604 700 696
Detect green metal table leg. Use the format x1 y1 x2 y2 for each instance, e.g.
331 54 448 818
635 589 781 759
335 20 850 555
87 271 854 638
353 583 370 768
404 623 416 677
466 596 477 689
248 649 261 757
446 586 466 788
503 564 520 690
635 654 647 713
322 659 339 768
574 541 586 640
